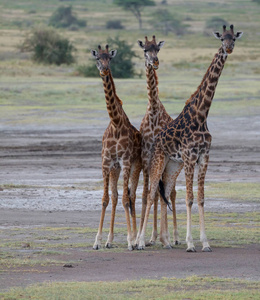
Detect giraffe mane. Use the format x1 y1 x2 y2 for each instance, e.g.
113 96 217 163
153 69 159 92
108 72 123 106
185 51 218 105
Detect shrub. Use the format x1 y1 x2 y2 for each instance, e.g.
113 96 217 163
77 36 139 79
49 5 86 28
152 9 189 36
106 20 124 29
204 17 229 35
19 27 76 65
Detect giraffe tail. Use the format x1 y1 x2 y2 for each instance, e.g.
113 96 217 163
128 187 133 216
159 180 173 211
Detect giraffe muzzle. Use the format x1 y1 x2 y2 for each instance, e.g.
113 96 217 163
153 61 159 70
226 48 233 54
100 69 109 77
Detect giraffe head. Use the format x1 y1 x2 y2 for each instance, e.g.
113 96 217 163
213 24 243 54
91 45 117 77
137 35 165 70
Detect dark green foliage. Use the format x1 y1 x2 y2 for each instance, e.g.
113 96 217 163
49 6 86 28
204 17 229 35
106 20 124 29
77 36 138 78
19 27 76 65
152 9 189 35
107 36 139 78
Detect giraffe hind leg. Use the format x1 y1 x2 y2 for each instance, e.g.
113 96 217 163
129 159 142 246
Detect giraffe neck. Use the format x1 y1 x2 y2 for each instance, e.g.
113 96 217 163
146 65 160 112
102 71 124 127
187 47 228 122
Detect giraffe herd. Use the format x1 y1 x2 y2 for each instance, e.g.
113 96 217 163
92 25 243 252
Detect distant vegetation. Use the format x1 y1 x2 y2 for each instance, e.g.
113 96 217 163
106 20 124 30
19 27 76 65
204 17 229 35
152 9 189 35
77 36 138 78
49 6 86 29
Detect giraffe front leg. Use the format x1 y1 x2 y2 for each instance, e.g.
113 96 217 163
138 149 166 250
184 162 196 252
93 172 110 250
136 168 149 246
137 195 153 250
105 166 121 248
198 155 212 252
159 194 172 249
170 188 180 245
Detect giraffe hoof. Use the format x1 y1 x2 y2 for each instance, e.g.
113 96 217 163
202 246 212 252
105 243 112 249
128 245 134 251
163 244 173 249
175 240 181 245
93 244 101 250
146 241 156 247
186 247 196 252
137 245 145 250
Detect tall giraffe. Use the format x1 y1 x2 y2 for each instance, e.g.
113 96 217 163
135 36 180 247
91 45 142 250
137 25 243 252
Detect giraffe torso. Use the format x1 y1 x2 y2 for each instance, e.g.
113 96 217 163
157 103 212 164
156 47 227 164
102 120 141 168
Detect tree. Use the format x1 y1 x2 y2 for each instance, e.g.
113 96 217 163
77 36 139 78
152 9 189 36
114 0 155 30
49 6 86 29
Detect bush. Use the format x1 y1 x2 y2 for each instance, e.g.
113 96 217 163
49 6 86 28
152 9 189 36
77 36 139 79
106 20 124 29
204 17 229 35
19 27 76 65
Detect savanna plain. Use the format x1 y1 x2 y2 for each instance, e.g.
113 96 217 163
0 0 259 299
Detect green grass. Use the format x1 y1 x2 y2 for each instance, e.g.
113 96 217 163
0 276 259 300
0 0 259 129
206 182 260 202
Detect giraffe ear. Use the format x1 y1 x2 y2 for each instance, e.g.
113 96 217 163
109 49 117 58
137 40 145 49
213 32 222 39
158 41 165 49
235 31 243 39
91 50 98 58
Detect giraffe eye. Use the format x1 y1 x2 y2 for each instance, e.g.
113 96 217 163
233 38 236 41
220 38 224 42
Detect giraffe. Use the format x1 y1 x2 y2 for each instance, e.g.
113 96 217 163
91 45 142 250
137 25 243 251
135 36 180 247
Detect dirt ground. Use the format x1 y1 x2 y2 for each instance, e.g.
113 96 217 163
0 115 259 291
